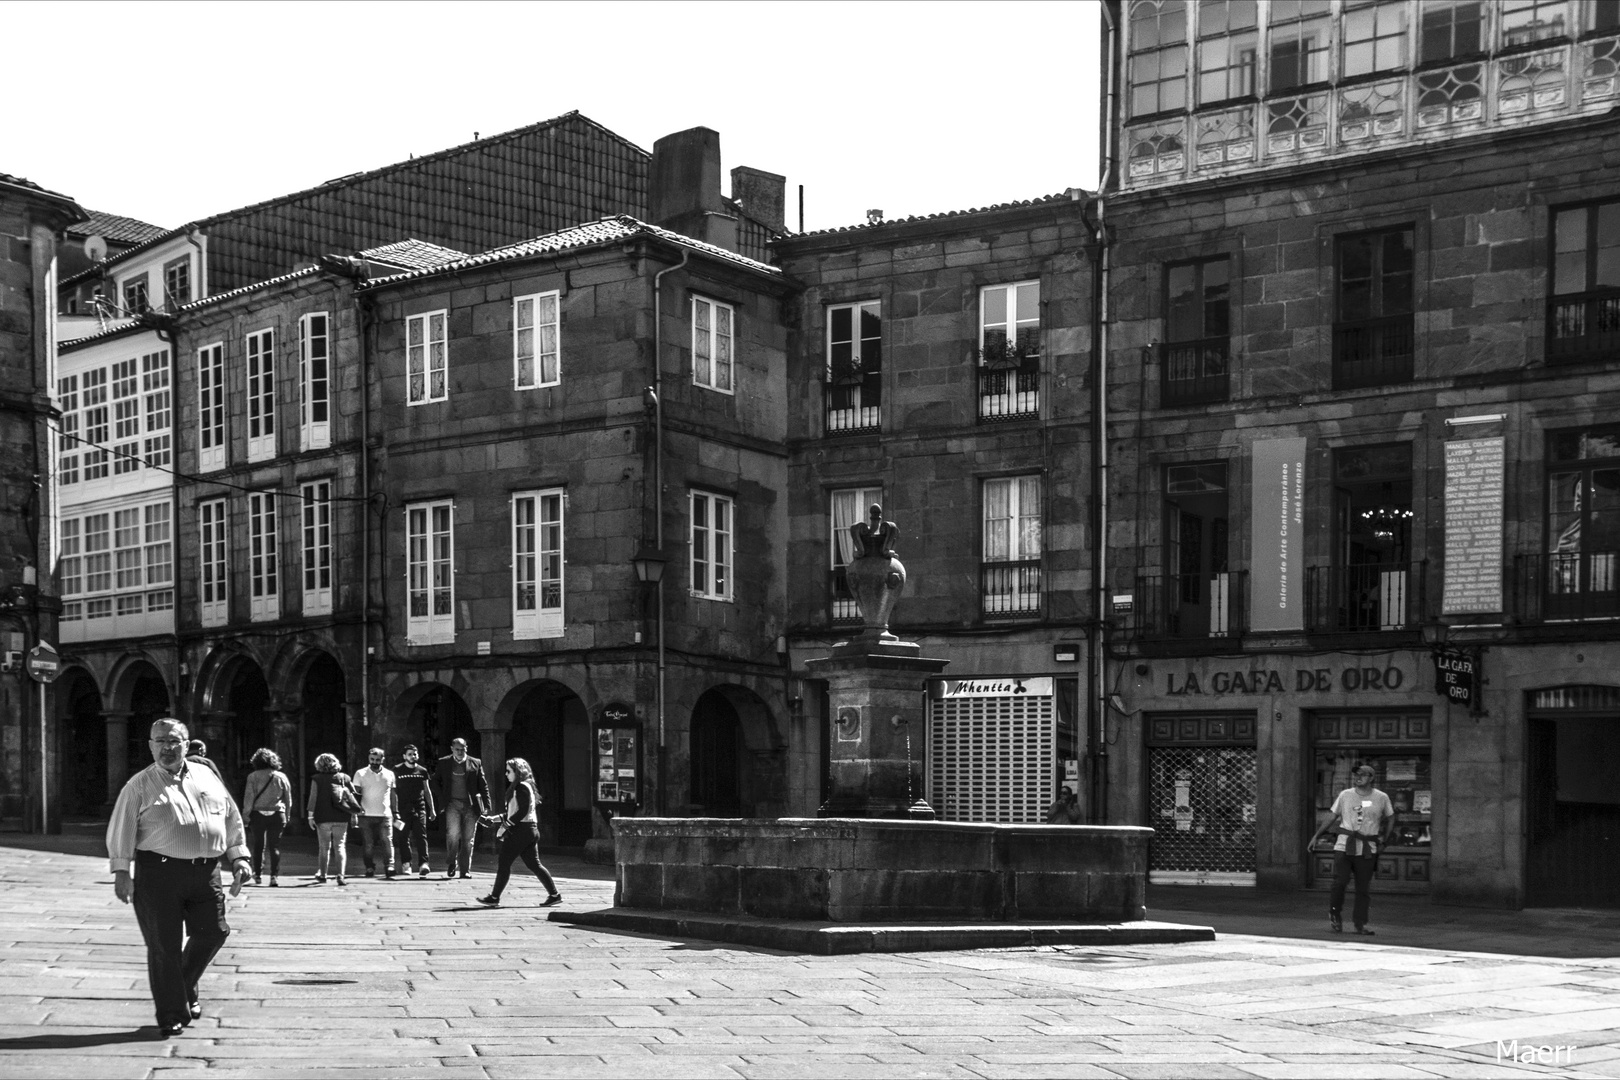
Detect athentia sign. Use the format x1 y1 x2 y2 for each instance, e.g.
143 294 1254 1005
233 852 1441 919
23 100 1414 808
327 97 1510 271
937 677 1054 698
1433 650 1476 707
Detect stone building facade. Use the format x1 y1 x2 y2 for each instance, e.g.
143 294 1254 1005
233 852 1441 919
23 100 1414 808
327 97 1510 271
1101 0 1620 908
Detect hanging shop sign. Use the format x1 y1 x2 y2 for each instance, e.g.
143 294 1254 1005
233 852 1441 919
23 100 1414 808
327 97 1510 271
1164 662 1407 696
1432 650 1476 707
593 702 641 808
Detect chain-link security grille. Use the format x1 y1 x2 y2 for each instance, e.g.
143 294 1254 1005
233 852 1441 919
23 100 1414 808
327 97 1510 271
927 693 1055 823
1148 746 1257 882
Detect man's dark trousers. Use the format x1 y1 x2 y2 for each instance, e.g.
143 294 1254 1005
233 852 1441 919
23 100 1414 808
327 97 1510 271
1329 850 1377 929
131 852 230 1026
396 811 431 870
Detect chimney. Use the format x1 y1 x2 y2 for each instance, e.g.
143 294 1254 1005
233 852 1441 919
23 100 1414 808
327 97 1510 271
730 166 786 234
650 127 737 252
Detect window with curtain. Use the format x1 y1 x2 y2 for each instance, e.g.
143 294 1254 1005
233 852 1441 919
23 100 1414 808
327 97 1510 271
514 292 561 389
830 486 882 622
982 476 1043 617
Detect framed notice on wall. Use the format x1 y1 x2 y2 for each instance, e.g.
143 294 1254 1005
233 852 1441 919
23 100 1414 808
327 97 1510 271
1443 437 1505 614
593 702 641 809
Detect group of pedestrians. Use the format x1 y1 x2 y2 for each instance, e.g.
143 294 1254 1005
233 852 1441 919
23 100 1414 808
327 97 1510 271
107 718 567 1037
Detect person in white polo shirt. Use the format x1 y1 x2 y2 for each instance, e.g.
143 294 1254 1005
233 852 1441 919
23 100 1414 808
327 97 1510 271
351 747 399 879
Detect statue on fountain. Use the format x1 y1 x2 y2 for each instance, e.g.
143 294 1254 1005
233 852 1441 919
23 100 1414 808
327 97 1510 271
845 504 907 643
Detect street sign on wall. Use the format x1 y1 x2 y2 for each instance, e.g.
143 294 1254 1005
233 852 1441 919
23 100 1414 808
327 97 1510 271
26 643 59 684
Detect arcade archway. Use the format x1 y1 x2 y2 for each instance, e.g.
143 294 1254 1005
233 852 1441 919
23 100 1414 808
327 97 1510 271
398 683 478 763
688 685 787 819
503 680 591 847
60 670 104 818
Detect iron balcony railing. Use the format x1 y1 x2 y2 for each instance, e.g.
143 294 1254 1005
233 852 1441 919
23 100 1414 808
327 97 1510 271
1159 337 1231 407
1547 289 1620 364
1305 561 1425 633
981 559 1041 618
1514 551 1620 623
977 363 1039 422
1332 314 1414 390
1128 570 1248 640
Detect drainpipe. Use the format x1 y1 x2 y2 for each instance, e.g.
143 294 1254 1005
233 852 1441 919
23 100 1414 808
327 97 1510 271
1091 0 1119 826
357 291 375 744
651 247 688 816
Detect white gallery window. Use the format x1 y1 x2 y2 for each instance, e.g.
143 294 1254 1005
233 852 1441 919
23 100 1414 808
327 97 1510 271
248 492 279 622
689 490 733 601
58 498 173 628
246 328 276 461
56 375 79 486
197 343 226 472
59 518 81 621
83 513 112 621
406 500 455 644
512 488 564 640
142 350 171 469
301 481 333 616
199 498 229 627
300 312 331 451
513 292 560 389
691 296 734 394
112 359 140 475
82 367 108 481
407 310 448 405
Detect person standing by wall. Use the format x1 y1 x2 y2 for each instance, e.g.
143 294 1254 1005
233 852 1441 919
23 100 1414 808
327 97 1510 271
432 738 489 879
306 753 360 886
352 748 398 879
393 745 436 877
105 718 253 1037
1309 762 1395 936
476 758 563 908
241 749 292 886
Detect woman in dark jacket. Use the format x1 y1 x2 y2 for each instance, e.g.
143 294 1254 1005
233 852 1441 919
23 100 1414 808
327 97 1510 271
476 758 563 907
305 752 359 886
243 748 293 885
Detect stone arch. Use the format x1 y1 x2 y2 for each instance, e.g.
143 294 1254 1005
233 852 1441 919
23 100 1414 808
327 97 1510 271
194 648 274 797
56 665 108 818
492 679 593 847
391 681 478 763
687 683 786 818
264 646 353 811
93 655 173 812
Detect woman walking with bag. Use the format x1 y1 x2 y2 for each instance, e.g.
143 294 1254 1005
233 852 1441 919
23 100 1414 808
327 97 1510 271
306 753 361 886
243 749 293 886
476 758 563 908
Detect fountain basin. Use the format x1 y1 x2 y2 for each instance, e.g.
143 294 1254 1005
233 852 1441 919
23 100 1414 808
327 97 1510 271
613 817 1154 923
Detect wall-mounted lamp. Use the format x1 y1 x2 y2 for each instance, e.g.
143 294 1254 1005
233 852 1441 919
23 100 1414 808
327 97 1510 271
630 543 667 585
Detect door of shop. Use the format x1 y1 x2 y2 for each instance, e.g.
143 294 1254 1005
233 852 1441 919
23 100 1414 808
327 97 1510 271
1307 709 1432 894
1144 712 1257 885
1526 687 1620 908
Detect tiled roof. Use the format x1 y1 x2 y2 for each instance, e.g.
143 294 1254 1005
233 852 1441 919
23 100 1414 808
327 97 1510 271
0 171 82 211
176 266 325 313
58 111 644 287
359 215 781 290
67 210 168 246
357 238 466 271
780 191 1086 241
57 318 145 350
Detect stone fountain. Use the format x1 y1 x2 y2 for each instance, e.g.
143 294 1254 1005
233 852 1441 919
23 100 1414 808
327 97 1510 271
558 508 1208 952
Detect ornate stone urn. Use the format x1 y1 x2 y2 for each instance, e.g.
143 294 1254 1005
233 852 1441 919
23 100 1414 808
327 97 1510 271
845 504 906 642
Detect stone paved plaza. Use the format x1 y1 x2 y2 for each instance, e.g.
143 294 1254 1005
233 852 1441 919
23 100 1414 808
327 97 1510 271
1 835 1617 1079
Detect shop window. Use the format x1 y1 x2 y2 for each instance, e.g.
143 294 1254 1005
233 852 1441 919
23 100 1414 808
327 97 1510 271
928 677 1058 824
1162 256 1230 406
1145 712 1258 885
1547 199 1620 364
1309 443 1415 632
1541 426 1620 620
825 301 881 434
1333 226 1414 389
1308 710 1432 892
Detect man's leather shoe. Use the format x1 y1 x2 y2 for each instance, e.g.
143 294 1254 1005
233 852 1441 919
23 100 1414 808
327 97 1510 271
158 1021 185 1037
1329 911 1342 933
188 1001 202 1020
1355 925 1375 935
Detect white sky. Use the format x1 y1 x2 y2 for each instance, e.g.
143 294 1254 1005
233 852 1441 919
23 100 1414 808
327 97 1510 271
6 0 1101 237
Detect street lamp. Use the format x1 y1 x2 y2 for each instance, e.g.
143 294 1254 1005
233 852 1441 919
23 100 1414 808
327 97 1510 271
631 544 667 585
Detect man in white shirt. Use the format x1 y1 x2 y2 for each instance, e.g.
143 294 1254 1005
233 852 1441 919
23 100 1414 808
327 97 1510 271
352 747 399 879
1308 762 1395 936
106 718 252 1037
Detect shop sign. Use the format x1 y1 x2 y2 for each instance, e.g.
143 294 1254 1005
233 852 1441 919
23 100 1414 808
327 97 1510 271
937 677 1054 698
1433 650 1476 707
1250 437 1307 632
1165 664 1406 696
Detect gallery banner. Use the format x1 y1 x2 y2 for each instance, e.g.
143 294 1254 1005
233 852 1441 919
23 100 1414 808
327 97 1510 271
1443 437 1505 614
1249 437 1307 632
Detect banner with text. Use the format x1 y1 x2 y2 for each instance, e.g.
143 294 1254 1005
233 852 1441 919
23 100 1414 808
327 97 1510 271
1250 437 1307 632
1443 437 1505 614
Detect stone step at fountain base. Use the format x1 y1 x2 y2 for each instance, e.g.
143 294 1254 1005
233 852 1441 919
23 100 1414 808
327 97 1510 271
548 906 1215 955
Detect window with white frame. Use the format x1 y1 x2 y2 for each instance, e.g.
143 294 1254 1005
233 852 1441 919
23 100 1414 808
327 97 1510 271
300 313 331 451
691 296 734 394
82 367 109 481
513 292 560 389
301 481 333 616
121 275 149 315
406 500 455 643
198 343 226 472
689 490 733 601
248 492 279 622
512 489 564 639
112 359 140 475
58 499 173 628
830 486 882 623
56 375 80 486
982 475 1043 617
825 301 882 433
163 256 190 309
142 350 171 469
200 498 228 626
246 329 276 461
978 282 1041 421
407 311 448 405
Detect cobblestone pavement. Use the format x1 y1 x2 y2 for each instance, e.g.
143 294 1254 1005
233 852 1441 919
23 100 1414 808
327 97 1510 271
1 836 1617 1079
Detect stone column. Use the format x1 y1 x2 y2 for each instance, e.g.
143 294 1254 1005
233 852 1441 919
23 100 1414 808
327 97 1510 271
103 711 132 807
807 644 949 819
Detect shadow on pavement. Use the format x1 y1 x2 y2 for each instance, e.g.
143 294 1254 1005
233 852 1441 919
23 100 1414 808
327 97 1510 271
0 1029 157 1049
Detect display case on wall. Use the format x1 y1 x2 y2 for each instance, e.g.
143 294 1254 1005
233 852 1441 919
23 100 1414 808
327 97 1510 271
1308 710 1432 892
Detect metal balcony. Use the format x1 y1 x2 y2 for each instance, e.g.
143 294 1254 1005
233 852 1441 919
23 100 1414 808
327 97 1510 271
1160 337 1231 407
981 560 1042 618
1305 561 1425 633
1547 290 1620 364
1514 552 1620 623
977 364 1039 422
1128 570 1248 640
1332 314 1414 390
